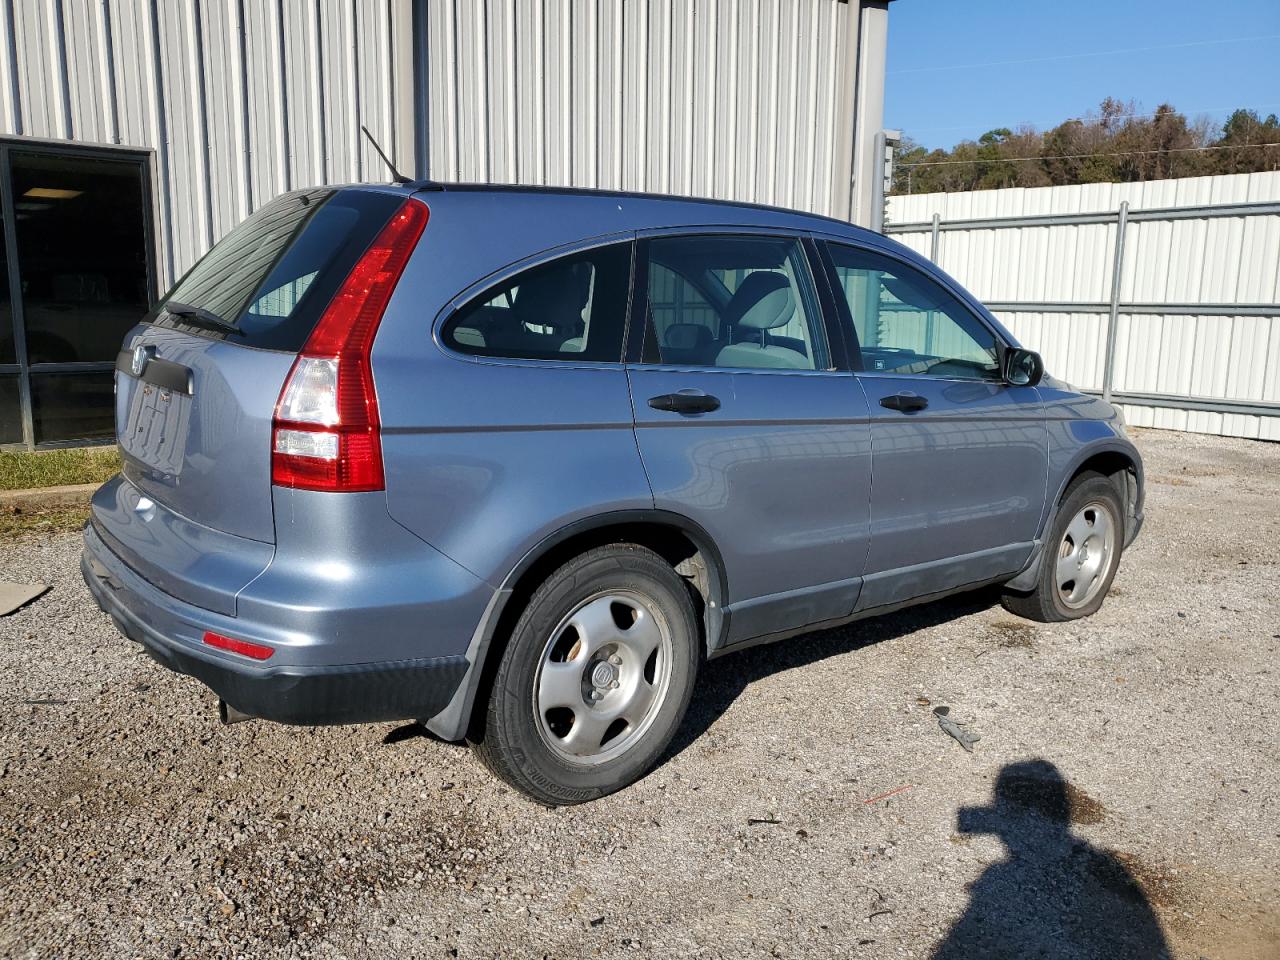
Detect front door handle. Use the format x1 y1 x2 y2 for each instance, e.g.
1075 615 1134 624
648 390 721 415
879 392 929 413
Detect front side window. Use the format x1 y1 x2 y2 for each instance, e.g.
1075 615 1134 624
642 235 828 371
442 242 632 362
827 243 1001 380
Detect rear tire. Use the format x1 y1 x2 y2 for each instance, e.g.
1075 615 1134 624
470 544 699 805
1001 472 1124 623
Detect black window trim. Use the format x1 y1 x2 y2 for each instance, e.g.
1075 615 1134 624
625 226 846 374
802 234 854 374
435 232 637 370
815 237 1014 383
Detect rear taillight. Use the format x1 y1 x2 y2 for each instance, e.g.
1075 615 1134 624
202 630 275 661
271 198 428 492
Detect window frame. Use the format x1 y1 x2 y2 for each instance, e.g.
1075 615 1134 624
816 237 1013 382
0 137 160 451
624 227 849 375
434 233 637 370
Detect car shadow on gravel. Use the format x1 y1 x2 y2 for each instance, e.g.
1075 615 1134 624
931 759 1171 959
663 586 1002 763
382 722 466 747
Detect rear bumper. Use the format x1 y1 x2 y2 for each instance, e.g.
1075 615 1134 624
82 524 469 726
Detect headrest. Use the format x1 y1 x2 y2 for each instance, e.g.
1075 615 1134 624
662 323 713 349
725 271 795 330
511 263 590 331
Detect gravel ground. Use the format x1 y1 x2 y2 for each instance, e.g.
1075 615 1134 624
2 427 1278 959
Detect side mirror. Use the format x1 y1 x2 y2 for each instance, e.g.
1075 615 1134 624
1004 348 1044 387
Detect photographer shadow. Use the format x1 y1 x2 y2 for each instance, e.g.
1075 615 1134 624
934 759 1170 960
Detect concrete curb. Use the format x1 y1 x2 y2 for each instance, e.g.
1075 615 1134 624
0 483 99 510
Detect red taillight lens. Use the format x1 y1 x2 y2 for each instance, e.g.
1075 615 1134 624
271 198 429 492
202 630 275 661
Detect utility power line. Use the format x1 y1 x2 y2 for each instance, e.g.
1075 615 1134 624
898 142 1280 169
903 102 1280 137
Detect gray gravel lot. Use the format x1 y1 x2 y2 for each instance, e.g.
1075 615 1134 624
2 427 1278 959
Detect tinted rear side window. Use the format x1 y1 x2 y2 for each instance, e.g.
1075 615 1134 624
441 242 633 363
150 188 405 352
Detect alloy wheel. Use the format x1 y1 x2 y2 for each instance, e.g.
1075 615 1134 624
533 591 673 766
1056 500 1118 609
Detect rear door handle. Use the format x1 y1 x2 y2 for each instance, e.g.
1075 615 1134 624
879 392 929 413
648 390 721 415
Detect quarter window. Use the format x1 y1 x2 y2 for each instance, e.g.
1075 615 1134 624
642 235 828 371
826 243 1001 380
442 243 632 362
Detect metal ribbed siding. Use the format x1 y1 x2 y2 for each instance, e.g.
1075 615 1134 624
0 0 415 290
0 0 884 288
887 172 1280 441
425 0 859 219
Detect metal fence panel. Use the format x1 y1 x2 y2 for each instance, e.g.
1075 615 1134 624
887 171 1280 441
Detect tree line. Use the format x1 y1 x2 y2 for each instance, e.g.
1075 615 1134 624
892 100 1280 195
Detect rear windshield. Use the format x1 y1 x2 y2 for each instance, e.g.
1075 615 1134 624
148 187 405 351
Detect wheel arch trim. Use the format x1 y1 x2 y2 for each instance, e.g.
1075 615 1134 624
1046 439 1144 538
1008 439 1144 593
423 509 730 741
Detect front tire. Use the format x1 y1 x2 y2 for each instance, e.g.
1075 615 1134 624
1002 472 1125 623
471 544 699 805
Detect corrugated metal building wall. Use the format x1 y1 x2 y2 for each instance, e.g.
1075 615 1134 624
0 0 891 449
0 0 416 291
887 172 1280 441
424 0 888 223
0 0 886 289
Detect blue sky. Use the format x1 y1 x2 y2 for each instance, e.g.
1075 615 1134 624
886 0 1280 150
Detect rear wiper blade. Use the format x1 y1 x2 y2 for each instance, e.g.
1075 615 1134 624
164 301 239 334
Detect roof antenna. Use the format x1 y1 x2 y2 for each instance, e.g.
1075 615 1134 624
361 125 410 184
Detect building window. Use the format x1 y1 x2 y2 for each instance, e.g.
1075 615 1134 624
0 143 155 448
0 374 19 444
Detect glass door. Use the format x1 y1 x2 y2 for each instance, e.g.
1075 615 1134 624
0 142 156 449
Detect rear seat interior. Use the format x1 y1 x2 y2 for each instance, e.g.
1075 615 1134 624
452 258 813 369
658 323 715 365
449 261 593 355
657 270 811 368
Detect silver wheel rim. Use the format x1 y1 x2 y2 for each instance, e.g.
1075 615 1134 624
533 591 674 767
1056 500 1118 609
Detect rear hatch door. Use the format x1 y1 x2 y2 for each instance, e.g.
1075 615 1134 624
98 187 408 610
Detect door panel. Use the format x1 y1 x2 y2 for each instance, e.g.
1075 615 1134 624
822 240 1048 609
627 232 871 647
857 375 1046 608
630 367 872 643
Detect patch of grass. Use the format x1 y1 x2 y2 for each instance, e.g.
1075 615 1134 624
0 447 120 491
0 504 91 540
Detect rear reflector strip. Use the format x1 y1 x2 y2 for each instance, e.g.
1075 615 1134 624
202 630 275 661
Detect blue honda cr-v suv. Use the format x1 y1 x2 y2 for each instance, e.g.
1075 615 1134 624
82 182 1143 804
